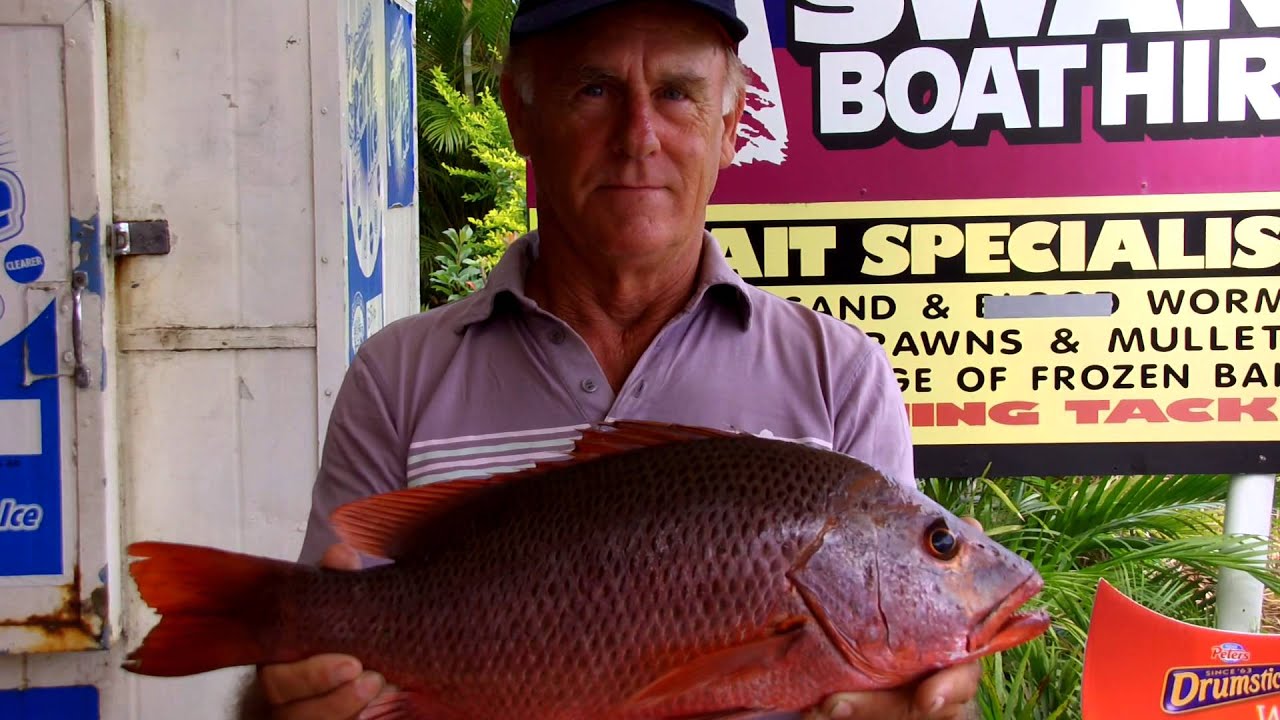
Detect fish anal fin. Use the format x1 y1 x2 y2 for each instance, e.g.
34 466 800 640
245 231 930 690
332 421 736 560
670 707 798 712
629 620 807 709
358 690 453 720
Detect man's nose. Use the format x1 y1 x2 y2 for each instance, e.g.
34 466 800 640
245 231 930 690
617 95 660 158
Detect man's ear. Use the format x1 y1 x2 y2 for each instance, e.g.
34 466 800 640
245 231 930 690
500 72 532 157
719 85 746 169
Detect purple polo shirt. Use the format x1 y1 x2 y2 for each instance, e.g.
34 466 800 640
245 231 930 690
299 231 914 563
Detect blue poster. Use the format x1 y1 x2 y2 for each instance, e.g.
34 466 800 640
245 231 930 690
346 0 386 361
0 167 26 242
0 301 64 576
385 1 416 208
1 111 64 579
0 687 99 720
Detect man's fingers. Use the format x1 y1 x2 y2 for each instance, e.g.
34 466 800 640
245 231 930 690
274 671 384 720
959 517 983 532
805 690 903 719
804 658 982 719
260 654 363 705
321 543 362 571
804 693 856 719
914 661 982 717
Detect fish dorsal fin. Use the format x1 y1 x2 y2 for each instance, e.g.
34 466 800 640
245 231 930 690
576 420 736 456
627 618 808 709
331 478 501 559
331 421 736 559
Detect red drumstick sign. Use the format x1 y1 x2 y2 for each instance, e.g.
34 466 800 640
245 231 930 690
1084 580 1280 718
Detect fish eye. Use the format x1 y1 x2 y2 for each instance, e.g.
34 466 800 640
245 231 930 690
924 518 960 561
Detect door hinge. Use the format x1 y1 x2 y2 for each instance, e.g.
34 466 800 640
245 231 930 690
111 220 171 256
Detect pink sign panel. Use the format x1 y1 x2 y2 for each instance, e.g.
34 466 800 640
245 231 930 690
715 0 1280 204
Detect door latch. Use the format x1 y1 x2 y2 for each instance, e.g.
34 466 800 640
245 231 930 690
111 220 171 256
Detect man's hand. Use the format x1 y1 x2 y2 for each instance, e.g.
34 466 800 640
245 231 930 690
804 660 982 719
258 653 384 720
249 544 386 720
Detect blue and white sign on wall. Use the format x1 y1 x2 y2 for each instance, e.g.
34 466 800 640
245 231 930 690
346 0 386 362
0 167 26 243
5 244 45 284
385 0 415 208
1 33 74 585
0 686 99 720
0 302 62 564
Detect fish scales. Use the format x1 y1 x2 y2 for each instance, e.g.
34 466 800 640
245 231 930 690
124 423 1050 720
277 436 857 717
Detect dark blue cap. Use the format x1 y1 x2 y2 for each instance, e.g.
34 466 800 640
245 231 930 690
510 0 749 44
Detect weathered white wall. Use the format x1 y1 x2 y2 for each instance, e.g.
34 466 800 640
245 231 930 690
385 207 422 317
0 0 419 717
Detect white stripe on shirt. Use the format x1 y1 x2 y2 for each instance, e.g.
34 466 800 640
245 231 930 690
408 423 588 450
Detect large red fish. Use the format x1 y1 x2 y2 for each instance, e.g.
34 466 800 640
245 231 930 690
126 422 1049 719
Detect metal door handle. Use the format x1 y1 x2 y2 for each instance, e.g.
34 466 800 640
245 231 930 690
71 271 90 388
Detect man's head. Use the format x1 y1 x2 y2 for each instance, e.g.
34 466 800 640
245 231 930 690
501 0 748 268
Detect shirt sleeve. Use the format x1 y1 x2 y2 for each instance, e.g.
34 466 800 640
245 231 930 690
831 341 917 488
297 351 406 565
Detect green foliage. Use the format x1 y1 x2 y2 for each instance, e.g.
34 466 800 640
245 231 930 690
428 66 526 250
427 226 489 304
416 0 522 307
419 66 525 307
921 476 1278 720
415 0 512 99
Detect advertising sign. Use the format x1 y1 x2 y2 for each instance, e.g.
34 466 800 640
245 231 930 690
346 0 388 361
708 0 1280 477
1083 580 1280 719
0 686 98 720
0 25 73 584
385 0 416 209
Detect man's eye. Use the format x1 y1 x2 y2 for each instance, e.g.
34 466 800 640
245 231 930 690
659 88 688 101
580 84 605 98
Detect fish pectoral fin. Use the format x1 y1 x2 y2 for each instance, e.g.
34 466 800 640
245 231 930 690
628 622 807 708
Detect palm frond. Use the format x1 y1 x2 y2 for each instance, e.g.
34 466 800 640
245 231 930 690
924 475 1277 720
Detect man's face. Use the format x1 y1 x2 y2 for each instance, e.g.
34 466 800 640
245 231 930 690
504 2 744 263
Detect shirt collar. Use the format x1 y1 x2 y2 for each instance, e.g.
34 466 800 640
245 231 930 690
450 229 754 332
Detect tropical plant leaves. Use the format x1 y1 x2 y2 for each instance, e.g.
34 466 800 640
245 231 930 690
924 476 1277 720
415 0 523 307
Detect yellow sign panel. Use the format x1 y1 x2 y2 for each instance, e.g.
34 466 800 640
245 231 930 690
709 194 1280 473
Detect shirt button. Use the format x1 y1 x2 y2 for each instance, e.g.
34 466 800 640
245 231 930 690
580 378 598 393
549 328 566 344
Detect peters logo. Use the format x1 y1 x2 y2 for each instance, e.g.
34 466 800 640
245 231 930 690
0 168 26 244
1214 642 1252 664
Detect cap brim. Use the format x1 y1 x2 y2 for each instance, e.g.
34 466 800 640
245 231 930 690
510 0 749 43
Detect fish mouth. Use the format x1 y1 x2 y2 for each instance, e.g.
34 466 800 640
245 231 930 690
967 574 1051 656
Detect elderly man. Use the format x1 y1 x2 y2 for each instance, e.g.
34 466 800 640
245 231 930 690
244 0 982 717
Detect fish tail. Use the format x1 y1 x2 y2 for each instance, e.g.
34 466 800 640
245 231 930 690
125 541 302 676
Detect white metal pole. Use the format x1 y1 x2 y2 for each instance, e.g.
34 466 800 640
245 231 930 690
1217 474 1276 633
